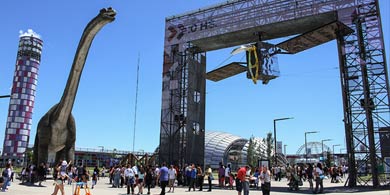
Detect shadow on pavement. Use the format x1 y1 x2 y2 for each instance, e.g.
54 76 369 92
17 182 48 187
271 185 390 194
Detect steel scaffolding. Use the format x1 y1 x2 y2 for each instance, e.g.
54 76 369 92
338 0 389 186
160 43 206 167
161 0 389 186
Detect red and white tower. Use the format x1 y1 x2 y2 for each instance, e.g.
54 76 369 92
2 29 43 163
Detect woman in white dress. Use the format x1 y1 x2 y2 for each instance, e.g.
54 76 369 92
313 162 324 194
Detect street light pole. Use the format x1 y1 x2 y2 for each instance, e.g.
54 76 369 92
273 117 293 167
321 139 332 161
284 144 287 155
1 95 10 166
305 131 319 164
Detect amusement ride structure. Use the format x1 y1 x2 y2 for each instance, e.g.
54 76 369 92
160 0 389 187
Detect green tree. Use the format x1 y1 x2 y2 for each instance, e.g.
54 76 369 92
263 132 274 164
325 151 332 167
112 148 117 158
26 150 34 165
247 135 257 167
257 141 264 159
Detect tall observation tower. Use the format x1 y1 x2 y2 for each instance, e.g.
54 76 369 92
2 29 43 164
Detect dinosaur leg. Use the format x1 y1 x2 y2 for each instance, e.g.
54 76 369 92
67 115 76 163
39 140 49 165
55 148 67 164
35 128 50 165
33 135 39 165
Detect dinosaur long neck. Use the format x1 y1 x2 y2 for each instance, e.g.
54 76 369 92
53 16 112 123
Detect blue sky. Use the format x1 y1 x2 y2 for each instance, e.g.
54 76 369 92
0 1 389 155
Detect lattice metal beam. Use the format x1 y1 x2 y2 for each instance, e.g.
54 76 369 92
161 0 389 187
338 0 389 187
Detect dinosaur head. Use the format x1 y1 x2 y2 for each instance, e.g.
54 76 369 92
99 7 116 21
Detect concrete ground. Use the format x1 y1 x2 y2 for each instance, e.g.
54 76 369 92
5 176 390 195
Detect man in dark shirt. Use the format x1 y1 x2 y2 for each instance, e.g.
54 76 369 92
188 164 197 191
37 162 46 186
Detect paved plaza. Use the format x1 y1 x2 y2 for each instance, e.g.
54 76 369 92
6 177 390 195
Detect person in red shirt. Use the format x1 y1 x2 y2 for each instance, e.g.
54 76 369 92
237 166 246 181
237 165 251 195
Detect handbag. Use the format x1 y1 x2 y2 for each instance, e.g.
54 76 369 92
209 174 214 180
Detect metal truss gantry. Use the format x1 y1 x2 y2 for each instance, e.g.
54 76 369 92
337 1 389 187
160 43 205 167
161 0 389 187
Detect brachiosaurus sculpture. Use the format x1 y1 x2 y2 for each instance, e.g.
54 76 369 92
33 8 116 165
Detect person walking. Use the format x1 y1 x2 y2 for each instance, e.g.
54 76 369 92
109 166 115 185
306 164 314 191
113 165 121 188
185 165 191 187
235 173 242 195
167 165 176 193
124 164 135 195
78 164 89 188
218 163 225 188
37 162 46 186
137 166 145 195
275 166 281 181
158 163 169 195
259 166 271 195
93 166 100 180
1 163 12 192
224 164 231 189
145 166 153 194
187 164 197 191
205 165 213 192
51 162 68 195
91 168 98 189
313 162 324 194
237 165 250 195
196 165 204 191
154 165 160 187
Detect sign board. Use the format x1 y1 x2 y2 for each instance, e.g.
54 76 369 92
276 141 283 154
258 159 270 168
385 157 390 174
379 127 390 157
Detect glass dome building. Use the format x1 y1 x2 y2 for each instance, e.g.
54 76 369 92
205 131 267 169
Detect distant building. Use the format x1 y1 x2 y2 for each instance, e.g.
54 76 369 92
205 131 267 169
1 131 270 168
2 29 43 163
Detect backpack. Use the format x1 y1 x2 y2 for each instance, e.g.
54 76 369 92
60 165 67 173
78 166 85 175
2 169 7 177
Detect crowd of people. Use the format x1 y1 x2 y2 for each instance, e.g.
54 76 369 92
0 160 348 195
214 162 348 195
0 162 49 192
282 162 348 192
